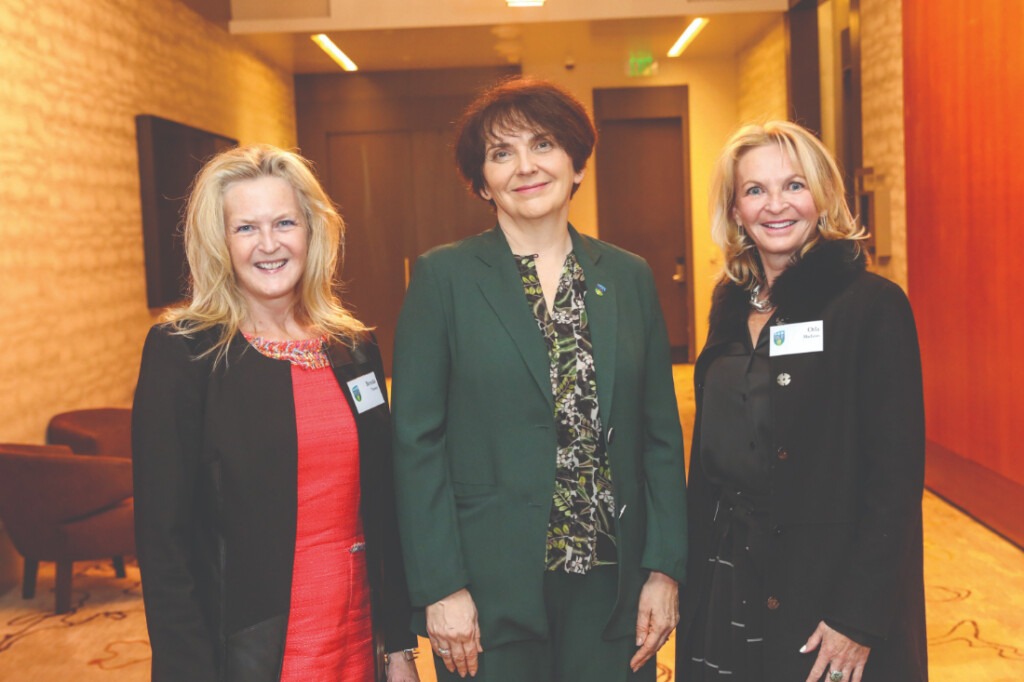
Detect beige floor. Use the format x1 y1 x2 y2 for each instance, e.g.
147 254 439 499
1 366 1022 680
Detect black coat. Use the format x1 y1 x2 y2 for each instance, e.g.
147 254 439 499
132 325 416 682
678 241 928 680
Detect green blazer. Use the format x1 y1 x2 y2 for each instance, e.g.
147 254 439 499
392 226 687 649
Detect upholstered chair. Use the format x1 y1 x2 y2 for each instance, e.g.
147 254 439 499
46 408 133 459
0 443 135 614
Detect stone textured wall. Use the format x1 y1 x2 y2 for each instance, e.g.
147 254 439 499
737 19 789 125
0 0 296 443
860 0 907 290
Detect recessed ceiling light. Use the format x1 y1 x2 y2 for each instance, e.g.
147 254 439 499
507 0 545 7
311 34 358 71
667 18 709 58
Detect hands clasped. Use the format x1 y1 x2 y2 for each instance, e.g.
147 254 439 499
427 588 483 678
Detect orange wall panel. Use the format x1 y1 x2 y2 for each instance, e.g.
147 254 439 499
904 0 1024 486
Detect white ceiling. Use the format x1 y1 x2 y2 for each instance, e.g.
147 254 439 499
227 0 788 74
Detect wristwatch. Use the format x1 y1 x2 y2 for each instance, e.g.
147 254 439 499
384 648 418 665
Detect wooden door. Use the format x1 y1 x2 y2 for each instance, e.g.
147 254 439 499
594 87 694 362
327 129 494 372
297 67 517 373
327 132 415 373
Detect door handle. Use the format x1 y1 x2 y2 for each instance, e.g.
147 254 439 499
672 256 686 284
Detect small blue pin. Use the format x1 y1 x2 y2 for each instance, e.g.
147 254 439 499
595 283 607 296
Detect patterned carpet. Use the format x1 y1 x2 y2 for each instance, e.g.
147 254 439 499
1 502 1021 681
0 367 1021 680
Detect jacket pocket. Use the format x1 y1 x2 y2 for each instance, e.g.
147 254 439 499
223 613 287 682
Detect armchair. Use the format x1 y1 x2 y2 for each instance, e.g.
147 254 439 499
47 408 133 459
0 443 135 614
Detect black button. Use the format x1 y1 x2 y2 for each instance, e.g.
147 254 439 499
773 525 783 536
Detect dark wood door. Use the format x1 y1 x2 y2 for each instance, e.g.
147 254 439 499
297 67 517 373
327 132 415 373
595 105 694 362
326 129 495 373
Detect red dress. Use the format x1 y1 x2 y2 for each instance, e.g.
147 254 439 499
248 336 374 682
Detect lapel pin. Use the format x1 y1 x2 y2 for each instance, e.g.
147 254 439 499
595 283 607 296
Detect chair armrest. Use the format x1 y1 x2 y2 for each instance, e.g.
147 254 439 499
0 450 132 524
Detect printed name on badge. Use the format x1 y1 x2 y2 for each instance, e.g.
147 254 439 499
769 320 824 357
346 372 386 413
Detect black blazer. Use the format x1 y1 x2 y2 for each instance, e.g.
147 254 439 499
132 325 416 682
679 241 928 680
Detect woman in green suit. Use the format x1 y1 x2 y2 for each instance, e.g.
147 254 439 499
391 77 688 682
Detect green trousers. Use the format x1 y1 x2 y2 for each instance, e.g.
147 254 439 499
433 566 657 682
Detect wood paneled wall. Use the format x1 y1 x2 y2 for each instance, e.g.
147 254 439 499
903 0 1024 541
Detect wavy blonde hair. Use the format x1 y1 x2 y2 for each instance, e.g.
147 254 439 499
165 144 367 361
710 120 867 289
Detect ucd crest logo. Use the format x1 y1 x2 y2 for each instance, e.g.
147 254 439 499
352 385 363 402
773 329 785 346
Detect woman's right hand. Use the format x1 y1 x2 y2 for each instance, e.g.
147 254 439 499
426 588 483 677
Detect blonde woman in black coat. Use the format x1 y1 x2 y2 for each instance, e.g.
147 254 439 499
678 122 927 682
132 145 419 682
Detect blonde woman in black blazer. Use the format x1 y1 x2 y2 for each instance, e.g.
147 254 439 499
678 122 926 682
132 145 418 682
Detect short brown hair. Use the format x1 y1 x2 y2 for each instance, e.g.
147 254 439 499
454 76 596 199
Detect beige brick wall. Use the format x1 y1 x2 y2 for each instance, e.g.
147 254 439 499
737 19 789 125
860 0 908 290
0 0 296 443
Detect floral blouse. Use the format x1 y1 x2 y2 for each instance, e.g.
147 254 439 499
515 252 616 574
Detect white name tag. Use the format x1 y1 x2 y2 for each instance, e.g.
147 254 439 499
346 372 386 413
769 320 824 357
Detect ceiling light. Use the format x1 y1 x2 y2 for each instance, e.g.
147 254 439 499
667 18 709 58
311 34 358 71
507 0 545 7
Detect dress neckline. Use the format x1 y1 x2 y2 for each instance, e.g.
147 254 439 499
243 333 330 370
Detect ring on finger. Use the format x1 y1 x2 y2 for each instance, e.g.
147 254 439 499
828 670 845 682
437 647 451 656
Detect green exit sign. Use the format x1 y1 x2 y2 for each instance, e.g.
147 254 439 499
627 51 658 77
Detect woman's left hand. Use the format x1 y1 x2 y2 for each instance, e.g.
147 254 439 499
629 570 679 672
386 652 420 682
801 621 871 682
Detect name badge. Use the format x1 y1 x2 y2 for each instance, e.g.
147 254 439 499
769 320 824 357
346 372 386 413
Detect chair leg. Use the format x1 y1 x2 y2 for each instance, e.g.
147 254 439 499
112 556 126 578
22 558 38 599
55 560 73 614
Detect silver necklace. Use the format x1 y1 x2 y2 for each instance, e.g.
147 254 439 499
749 283 774 313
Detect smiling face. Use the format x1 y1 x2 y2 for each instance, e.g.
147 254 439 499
479 128 585 228
732 143 821 282
223 175 308 316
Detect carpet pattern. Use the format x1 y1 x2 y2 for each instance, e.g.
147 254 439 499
0 366 1020 680
0 561 149 680
2 501 1021 681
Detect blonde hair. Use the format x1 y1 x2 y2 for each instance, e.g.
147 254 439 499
165 144 367 361
710 120 866 289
